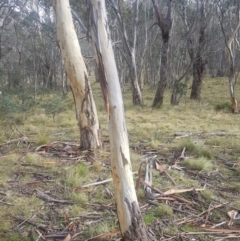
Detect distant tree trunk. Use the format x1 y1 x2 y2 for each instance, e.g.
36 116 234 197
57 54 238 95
218 1 240 113
52 0 102 149
88 1 155 240
109 0 143 105
151 0 173 108
190 0 206 100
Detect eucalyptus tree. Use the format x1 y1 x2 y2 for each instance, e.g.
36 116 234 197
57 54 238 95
151 0 174 108
217 0 240 113
189 0 209 100
52 0 102 149
88 0 155 240
108 0 143 105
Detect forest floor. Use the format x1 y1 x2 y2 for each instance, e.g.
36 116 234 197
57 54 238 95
1 76 240 241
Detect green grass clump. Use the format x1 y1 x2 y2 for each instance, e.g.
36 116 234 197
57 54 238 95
200 189 214 203
196 148 212 159
155 204 174 218
179 140 212 159
179 140 198 153
35 133 50 145
143 212 156 225
162 226 179 236
182 157 214 171
71 192 88 203
215 102 232 112
66 163 88 187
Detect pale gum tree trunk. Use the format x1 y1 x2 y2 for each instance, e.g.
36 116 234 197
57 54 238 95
52 0 101 149
88 1 155 240
219 1 240 113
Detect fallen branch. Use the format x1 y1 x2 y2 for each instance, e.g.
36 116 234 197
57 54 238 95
82 172 137 188
163 188 204 196
155 161 176 185
35 190 74 204
82 178 112 188
0 137 28 147
193 226 240 234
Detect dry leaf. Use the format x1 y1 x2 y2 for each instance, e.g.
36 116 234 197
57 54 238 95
155 162 165 172
62 234 71 241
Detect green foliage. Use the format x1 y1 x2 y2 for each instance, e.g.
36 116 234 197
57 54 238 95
179 140 197 153
41 96 67 121
155 204 174 218
143 212 156 225
200 189 214 203
179 140 212 159
17 87 35 111
182 157 214 171
71 192 88 203
66 163 88 187
36 133 50 145
0 95 19 116
215 102 232 112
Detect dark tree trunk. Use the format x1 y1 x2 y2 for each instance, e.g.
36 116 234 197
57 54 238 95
152 35 169 108
190 55 205 100
190 0 206 100
131 55 142 105
151 0 173 108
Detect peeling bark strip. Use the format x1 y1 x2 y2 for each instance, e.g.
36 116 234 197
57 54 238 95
96 48 109 115
52 0 102 149
88 1 154 240
120 146 129 166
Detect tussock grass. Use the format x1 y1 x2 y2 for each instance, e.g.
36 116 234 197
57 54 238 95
65 163 88 188
35 133 50 145
182 157 214 171
156 204 174 218
143 212 156 225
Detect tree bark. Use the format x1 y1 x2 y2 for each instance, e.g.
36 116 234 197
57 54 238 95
190 0 206 100
88 1 155 240
152 38 169 107
151 0 173 108
218 1 240 113
52 0 102 149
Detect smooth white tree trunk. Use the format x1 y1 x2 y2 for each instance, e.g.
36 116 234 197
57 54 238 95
52 0 101 149
88 1 154 240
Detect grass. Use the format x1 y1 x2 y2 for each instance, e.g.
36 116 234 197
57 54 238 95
182 157 214 172
1 76 240 240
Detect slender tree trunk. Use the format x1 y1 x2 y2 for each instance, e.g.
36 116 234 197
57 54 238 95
88 1 155 240
152 37 169 107
190 53 204 100
218 1 240 113
151 0 173 108
131 54 142 105
52 0 102 149
190 0 206 100
109 0 143 106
